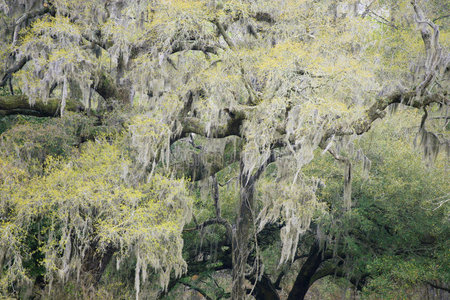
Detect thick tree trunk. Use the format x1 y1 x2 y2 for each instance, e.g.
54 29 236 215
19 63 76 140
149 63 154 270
231 153 275 300
0 95 81 117
231 160 256 300
287 241 323 300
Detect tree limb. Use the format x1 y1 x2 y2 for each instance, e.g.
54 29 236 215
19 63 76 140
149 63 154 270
250 274 280 300
426 281 450 293
433 15 450 23
0 56 30 87
327 149 352 210
213 19 261 105
0 95 82 117
179 280 214 300
412 1 442 96
180 107 247 139
184 217 232 243
321 90 448 145
12 5 55 46
1 6 55 86
287 241 324 300
212 175 221 218
170 41 219 55
213 20 236 50
309 265 367 291
94 72 130 103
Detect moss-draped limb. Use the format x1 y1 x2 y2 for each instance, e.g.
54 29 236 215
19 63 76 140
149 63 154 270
0 95 82 117
320 91 448 146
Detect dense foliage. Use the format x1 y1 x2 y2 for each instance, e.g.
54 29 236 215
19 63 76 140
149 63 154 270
0 0 449 299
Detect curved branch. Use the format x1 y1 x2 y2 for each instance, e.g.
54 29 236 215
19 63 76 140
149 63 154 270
169 41 219 55
321 91 448 144
2 6 55 84
12 5 55 46
184 217 232 243
158 242 232 299
412 0 433 58
287 241 324 300
180 107 247 139
0 56 30 87
309 266 368 291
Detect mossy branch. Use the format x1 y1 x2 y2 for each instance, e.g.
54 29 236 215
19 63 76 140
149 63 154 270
0 95 82 117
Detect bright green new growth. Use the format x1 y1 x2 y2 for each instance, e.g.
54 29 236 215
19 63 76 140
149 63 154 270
0 0 448 298
0 139 192 298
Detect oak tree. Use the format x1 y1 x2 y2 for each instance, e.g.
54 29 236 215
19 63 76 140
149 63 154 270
0 0 449 299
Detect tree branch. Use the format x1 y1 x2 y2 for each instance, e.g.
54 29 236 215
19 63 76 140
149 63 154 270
170 41 219 55
179 280 214 300
426 281 450 293
309 265 367 291
12 5 55 46
316 2 447 147
0 95 82 117
184 217 232 243
412 1 443 96
212 175 221 218
287 241 324 300
213 20 236 50
0 56 30 87
433 15 450 23
180 107 247 139
321 90 448 145
252 151 276 182
94 72 130 103
412 0 433 57
327 149 352 210
158 241 232 299
250 274 281 300
213 19 261 105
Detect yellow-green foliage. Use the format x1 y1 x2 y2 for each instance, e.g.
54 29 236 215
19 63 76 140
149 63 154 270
0 140 192 296
1 0 448 298
0 113 95 175
16 14 95 107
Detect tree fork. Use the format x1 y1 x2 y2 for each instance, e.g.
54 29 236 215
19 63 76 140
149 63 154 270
286 241 324 300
